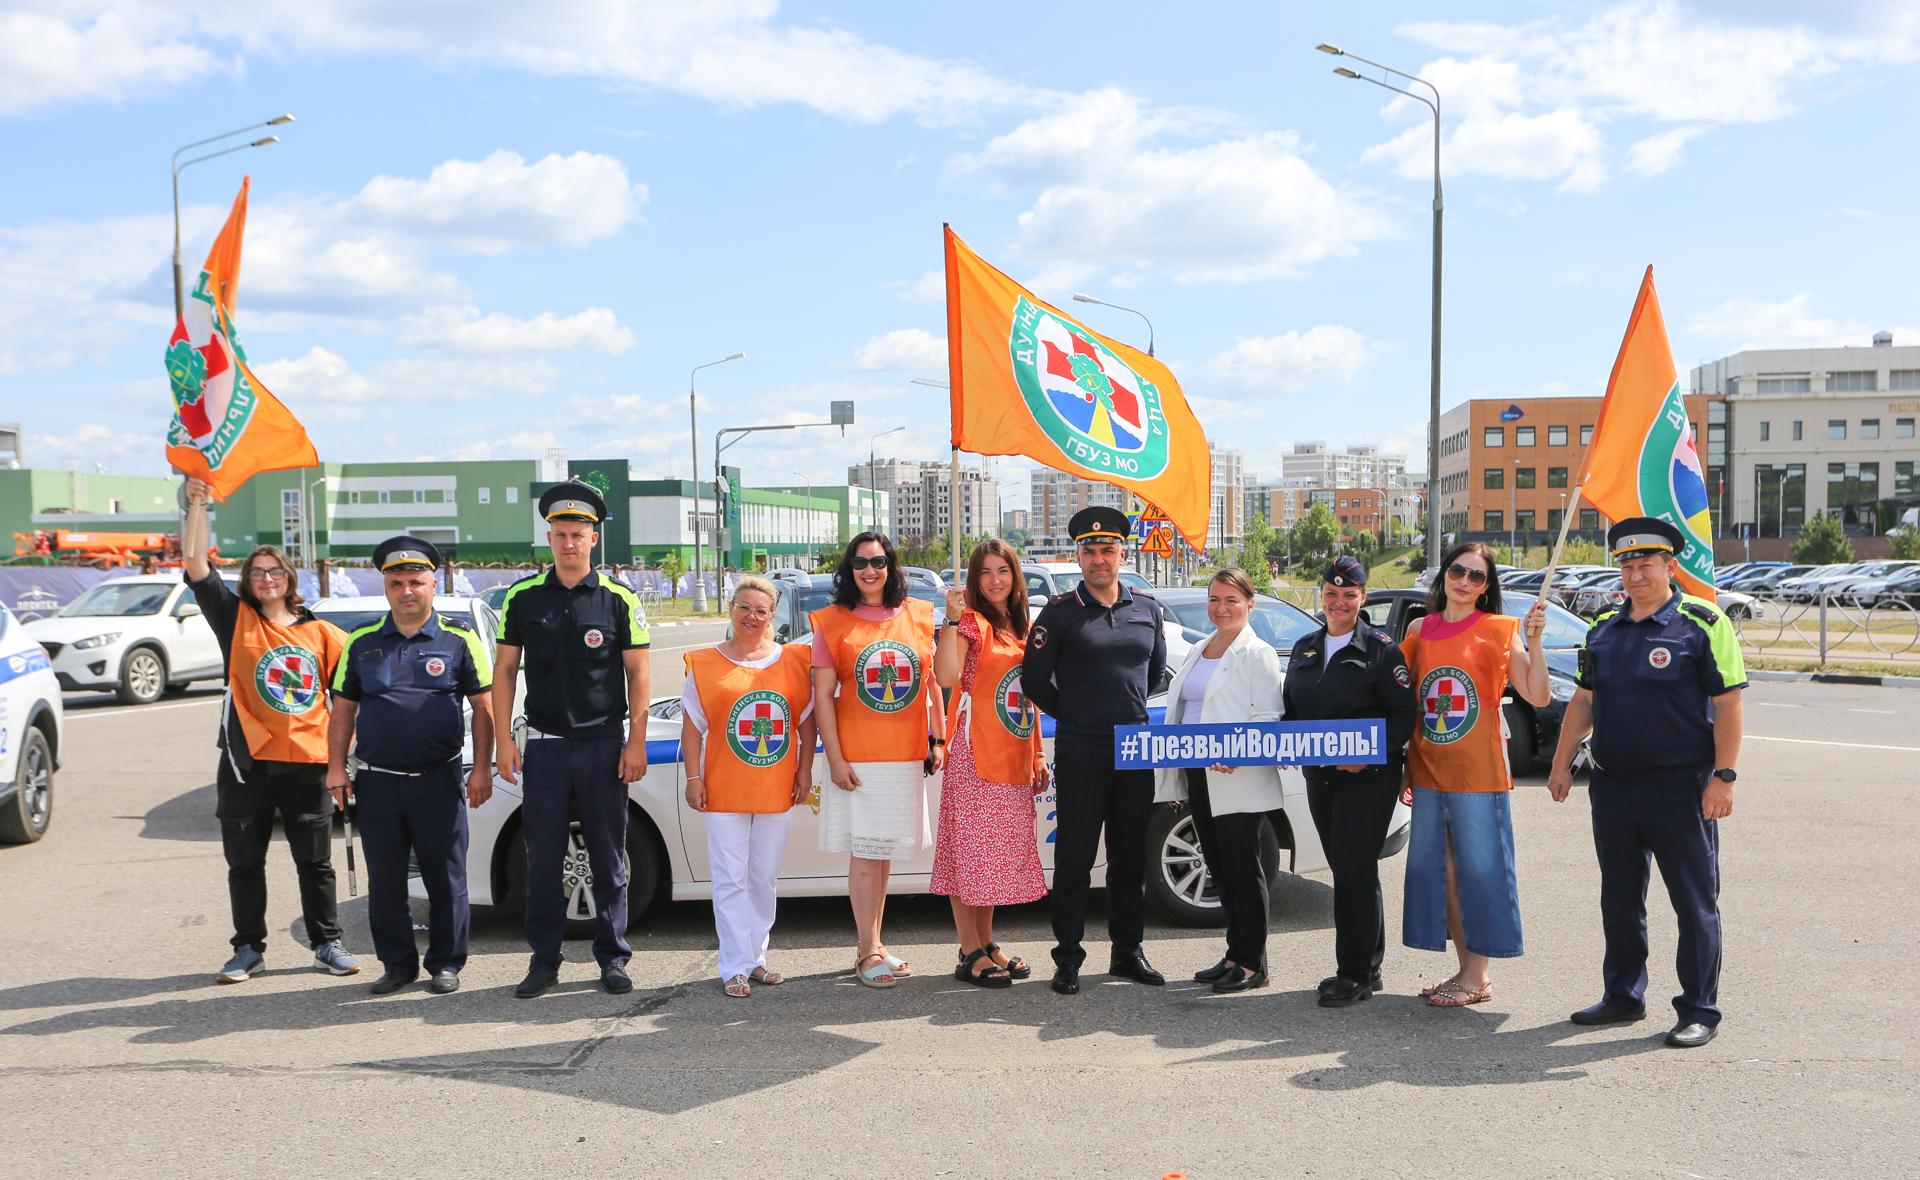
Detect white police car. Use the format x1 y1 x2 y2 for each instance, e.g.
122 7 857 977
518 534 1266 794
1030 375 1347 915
0 601 62 843
433 582 1409 931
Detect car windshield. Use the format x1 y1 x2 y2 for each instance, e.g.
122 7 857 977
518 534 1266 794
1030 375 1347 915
1500 592 1591 648
57 584 172 617
1118 570 1152 591
1160 597 1320 653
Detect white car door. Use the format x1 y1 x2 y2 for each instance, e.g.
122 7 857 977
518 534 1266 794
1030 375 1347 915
166 586 224 678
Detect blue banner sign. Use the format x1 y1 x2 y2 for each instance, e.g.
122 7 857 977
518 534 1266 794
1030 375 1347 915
1113 719 1387 769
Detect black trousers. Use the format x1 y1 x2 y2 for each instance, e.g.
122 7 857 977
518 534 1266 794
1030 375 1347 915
1305 767 1401 984
216 757 340 953
1185 768 1269 970
1050 733 1153 970
522 736 631 968
357 765 470 975
1590 769 1722 1026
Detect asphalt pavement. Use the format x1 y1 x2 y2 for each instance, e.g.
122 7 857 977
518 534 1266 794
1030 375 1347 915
2 676 1915 1177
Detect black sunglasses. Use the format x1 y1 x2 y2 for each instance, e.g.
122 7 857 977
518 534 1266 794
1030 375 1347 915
849 555 890 571
1445 561 1489 586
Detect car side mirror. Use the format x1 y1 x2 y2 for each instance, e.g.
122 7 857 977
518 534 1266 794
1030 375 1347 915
176 602 203 619
1031 592 1049 605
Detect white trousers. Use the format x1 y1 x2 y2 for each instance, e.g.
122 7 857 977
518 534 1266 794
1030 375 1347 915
706 810 792 981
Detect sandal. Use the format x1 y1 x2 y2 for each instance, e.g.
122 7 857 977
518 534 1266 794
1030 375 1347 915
749 966 785 986
723 974 752 999
877 949 912 978
855 952 897 989
984 942 1030 980
1420 974 1462 998
1427 980 1493 1007
954 948 1013 989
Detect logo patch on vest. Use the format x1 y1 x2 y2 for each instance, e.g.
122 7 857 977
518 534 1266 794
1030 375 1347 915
582 627 605 649
995 666 1036 738
1418 665 1480 745
423 656 447 677
1394 665 1411 688
726 690 792 768
254 644 322 715
1648 646 1672 670
853 640 920 713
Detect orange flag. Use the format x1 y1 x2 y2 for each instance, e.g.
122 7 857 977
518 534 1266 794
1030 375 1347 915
165 177 317 498
1579 267 1716 599
944 226 1212 550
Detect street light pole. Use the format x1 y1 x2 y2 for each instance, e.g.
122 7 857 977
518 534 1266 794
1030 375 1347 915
690 352 746 612
171 115 293 322
793 470 816 562
1070 292 1156 356
867 426 905 533
1321 44 1443 571
1510 459 1518 555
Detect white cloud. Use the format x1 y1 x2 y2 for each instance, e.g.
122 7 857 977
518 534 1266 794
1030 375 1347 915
252 345 560 423
960 90 1392 285
1832 206 1877 219
892 270 945 304
1474 196 1529 218
1211 326 1380 391
1624 125 1708 177
1364 102 1607 193
398 305 637 355
848 328 946 372
1683 292 1917 350
0 11 222 116
31 421 156 467
347 150 646 255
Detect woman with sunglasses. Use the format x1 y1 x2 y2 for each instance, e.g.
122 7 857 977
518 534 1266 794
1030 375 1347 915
182 476 357 985
680 576 815 998
811 532 944 988
1398 542 1549 1007
931 539 1047 989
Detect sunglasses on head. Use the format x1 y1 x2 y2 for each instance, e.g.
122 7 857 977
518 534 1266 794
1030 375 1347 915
1445 561 1489 586
849 555 890 571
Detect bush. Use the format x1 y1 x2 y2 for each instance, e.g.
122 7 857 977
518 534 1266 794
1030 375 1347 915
1792 513 1854 565
1890 528 1920 560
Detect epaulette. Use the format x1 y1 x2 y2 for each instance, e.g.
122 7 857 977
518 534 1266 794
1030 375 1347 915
1679 601 1722 626
440 615 471 630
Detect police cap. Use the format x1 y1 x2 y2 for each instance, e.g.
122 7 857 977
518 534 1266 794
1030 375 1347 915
1070 506 1131 545
539 478 605 524
373 534 441 572
1607 516 1684 559
1323 554 1367 587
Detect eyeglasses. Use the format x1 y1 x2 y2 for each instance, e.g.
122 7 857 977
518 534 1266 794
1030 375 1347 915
849 555 890 571
731 604 772 620
1445 562 1489 586
247 568 290 583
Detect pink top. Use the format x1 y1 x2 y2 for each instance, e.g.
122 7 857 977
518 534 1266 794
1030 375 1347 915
811 603 904 666
1417 609 1485 642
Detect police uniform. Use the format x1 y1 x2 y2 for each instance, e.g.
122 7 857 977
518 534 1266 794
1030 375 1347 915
497 480 650 988
1021 506 1167 990
1574 518 1745 1040
332 536 491 992
1281 555 1417 1004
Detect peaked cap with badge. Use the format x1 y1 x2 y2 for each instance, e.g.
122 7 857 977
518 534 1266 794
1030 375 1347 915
373 534 442 572
1323 554 1367 587
539 478 606 524
1069 505 1131 545
1607 516 1685 560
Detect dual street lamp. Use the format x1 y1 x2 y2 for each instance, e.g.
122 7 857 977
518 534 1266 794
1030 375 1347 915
689 352 745 612
171 115 293 322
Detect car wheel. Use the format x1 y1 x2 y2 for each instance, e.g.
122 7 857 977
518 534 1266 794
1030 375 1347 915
0 727 53 844
1502 700 1536 772
503 813 661 937
116 646 167 705
1141 804 1279 928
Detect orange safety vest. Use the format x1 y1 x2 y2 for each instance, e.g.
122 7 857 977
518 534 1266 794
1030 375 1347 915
1401 611 1518 793
944 609 1043 785
810 599 935 763
229 606 346 764
686 644 813 814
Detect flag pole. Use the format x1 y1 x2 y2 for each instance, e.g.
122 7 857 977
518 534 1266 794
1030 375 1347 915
1537 482 1586 605
950 447 963 587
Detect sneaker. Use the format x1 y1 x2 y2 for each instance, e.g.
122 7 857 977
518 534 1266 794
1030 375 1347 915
217 947 264 984
313 940 361 976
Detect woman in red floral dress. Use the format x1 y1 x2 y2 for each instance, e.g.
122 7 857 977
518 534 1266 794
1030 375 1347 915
932 539 1049 988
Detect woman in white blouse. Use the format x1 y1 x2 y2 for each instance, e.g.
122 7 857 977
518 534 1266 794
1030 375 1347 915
1153 568 1285 993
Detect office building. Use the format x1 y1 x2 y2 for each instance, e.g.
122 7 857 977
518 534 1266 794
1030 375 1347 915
847 458 998 544
1281 442 1408 489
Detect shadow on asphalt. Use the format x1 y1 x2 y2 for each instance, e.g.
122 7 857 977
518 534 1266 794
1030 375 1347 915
130 782 220 842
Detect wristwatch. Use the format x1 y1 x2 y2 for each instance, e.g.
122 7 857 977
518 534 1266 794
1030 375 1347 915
1712 768 1737 783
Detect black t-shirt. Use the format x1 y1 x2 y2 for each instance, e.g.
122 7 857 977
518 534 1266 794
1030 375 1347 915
496 568 649 739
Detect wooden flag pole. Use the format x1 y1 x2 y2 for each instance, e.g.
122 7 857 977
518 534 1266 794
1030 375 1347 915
950 447 963 589
1537 483 1586 604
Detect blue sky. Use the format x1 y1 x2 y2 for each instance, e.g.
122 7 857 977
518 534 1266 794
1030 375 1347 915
4 1 1916 507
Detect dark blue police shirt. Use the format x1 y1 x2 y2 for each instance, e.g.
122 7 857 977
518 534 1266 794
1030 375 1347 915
1577 589 1746 780
331 612 491 770
1022 580 1167 742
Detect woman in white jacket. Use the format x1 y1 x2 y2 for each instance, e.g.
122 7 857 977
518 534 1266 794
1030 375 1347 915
1154 568 1284 993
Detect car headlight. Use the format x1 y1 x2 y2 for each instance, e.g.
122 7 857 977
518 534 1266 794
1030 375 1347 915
72 632 123 650
1549 676 1576 702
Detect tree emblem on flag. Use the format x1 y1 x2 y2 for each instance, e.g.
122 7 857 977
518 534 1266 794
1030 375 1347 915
725 690 791 768
1418 665 1479 745
853 639 920 714
254 644 322 715
994 666 1035 738
1008 296 1170 480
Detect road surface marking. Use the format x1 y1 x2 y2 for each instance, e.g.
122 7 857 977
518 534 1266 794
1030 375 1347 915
65 698 222 720
1747 734 1920 753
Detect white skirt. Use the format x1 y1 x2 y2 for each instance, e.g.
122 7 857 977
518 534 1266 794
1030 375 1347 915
818 759 931 860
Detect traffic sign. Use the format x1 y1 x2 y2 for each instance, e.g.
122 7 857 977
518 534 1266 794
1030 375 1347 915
1141 523 1174 556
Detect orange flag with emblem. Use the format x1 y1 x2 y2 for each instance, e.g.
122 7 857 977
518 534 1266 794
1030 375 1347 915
164 177 318 498
944 226 1212 550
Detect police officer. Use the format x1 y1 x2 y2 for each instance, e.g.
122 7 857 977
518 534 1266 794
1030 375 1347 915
326 536 495 995
1282 555 1417 1007
493 479 652 998
1022 506 1168 995
1547 517 1745 1048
